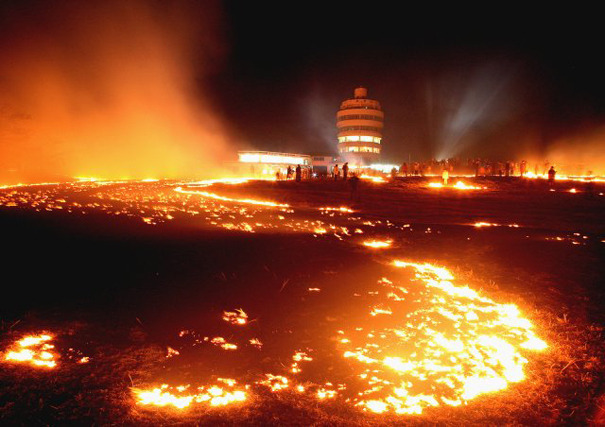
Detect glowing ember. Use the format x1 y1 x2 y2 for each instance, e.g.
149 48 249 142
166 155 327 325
473 222 520 228
166 347 180 358
428 181 485 190
3 334 57 369
249 338 263 349
453 181 484 190
290 350 313 373
337 261 547 414
320 206 354 213
258 374 290 391
175 178 289 208
360 175 385 183
134 381 247 409
363 239 393 249
0 178 556 418
222 309 248 325
210 337 238 351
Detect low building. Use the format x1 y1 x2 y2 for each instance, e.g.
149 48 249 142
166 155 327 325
235 150 312 178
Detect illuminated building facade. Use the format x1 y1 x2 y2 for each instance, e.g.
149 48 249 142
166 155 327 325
236 151 311 177
337 87 383 165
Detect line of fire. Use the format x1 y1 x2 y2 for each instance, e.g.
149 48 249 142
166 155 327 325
1 3 604 425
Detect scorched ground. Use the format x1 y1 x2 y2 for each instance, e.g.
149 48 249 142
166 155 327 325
0 176 604 425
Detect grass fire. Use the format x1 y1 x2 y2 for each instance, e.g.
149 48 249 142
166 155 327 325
1 2 605 424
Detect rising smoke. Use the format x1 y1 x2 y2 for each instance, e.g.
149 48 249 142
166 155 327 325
528 127 605 176
0 0 231 183
432 61 520 161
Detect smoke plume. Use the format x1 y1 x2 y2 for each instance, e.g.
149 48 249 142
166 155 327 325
0 0 231 183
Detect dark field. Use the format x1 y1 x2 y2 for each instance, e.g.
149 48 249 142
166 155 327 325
0 177 604 425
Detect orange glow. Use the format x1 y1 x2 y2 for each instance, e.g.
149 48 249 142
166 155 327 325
453 181 484 190
339 261 548 414
175 180 289 209
473 222 520 228
0 178 553 416
222 309 248 325
3 334 57 369
360 175 385 183
134 380 247 410
0 2 231 183
525 172 605 183
428 181 485 190
363 239 393 249
319 206 354 213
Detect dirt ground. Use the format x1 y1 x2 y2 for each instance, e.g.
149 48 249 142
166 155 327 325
0 177 604 425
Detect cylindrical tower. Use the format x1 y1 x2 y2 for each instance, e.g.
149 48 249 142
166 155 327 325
336 86 383 166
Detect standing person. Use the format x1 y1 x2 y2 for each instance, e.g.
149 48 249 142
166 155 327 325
548 166 556 185
520 160 527 177
343 162 349 180
295 164 302 182
442 169 449 185
286 165 293 180
348 173 360 201
401 162 408 176
333 164 339 180
391 167 397 180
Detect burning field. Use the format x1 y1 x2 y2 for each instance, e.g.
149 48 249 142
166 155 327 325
0 176 604 424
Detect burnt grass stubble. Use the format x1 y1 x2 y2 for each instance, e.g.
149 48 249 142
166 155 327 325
0 177 604 425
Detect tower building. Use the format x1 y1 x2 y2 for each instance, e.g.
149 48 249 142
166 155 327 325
336 87 383 165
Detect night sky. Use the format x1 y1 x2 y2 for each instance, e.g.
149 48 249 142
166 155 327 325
209 3 605 161
1 1 604 172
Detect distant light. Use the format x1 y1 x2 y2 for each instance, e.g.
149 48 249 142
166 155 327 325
369 164 398 173
238 152 307 165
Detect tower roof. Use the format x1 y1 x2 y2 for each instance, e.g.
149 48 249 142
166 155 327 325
354 87 368 99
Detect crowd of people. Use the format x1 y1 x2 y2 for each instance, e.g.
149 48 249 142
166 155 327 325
272 157 567 201
397 158 541 178
274 156 572 184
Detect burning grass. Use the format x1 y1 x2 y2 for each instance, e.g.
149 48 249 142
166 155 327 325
0 177 604 423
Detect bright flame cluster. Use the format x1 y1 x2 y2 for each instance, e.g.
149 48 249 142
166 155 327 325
428 181 486 190
222 309 248 325
134 380 247 409
3 334 57 369
338 261 547 414
363 239 393 249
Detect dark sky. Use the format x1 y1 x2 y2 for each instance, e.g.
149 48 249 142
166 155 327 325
207 3 605 161
1 1 604 171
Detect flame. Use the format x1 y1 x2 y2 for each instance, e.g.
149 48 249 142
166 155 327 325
0 178 553 416
320 206 354 213
210 337 238 351
453 181 484 190
337 261 547 414
134 381 247 410
428 181 485 190
360 175 385 183
222 309 248 325
473 222 520 228
3 334 57 369
363 239 393 249
175 184 289 208
524 171 605 182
